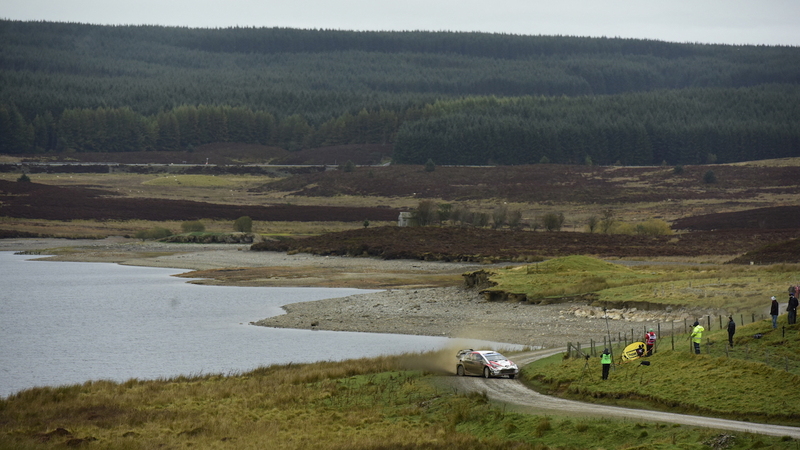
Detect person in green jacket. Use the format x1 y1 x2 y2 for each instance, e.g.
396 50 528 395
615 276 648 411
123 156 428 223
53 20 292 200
691 320 704 354
600 348 612 380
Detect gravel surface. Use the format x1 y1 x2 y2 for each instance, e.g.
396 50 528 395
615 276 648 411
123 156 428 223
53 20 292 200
3 238 663 348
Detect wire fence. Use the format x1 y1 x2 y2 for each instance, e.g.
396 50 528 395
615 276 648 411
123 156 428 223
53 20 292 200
564 313 800 375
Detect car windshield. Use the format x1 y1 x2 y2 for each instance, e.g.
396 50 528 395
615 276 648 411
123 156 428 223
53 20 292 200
484 353 507 362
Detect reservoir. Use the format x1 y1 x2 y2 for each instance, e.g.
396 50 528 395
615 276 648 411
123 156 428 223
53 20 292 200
0 252 497 398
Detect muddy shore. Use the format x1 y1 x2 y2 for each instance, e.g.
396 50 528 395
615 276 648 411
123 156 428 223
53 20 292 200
1 238 668 348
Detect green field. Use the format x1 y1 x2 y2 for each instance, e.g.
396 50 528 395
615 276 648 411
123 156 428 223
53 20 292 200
480 256 798 314
2 346 798 449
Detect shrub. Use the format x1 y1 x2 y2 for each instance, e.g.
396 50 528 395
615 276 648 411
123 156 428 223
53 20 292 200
673 165 684 175
17 173 31 182
491 205 507 229
539 155 550 164
541 212 565 231
437 203 453 224
599 209 615 233
413 200 437 226
181 220 205 232
473 212 490 228
586 215 599 233
507 209 523 229
704 170 717 184
134 227 173 241
424 159 435 172
233 216 253 232
340 160 356 172
635 219 673 236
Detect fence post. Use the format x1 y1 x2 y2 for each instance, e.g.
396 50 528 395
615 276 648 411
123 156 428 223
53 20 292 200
707 315 711 331
719 316 723 330
671 321 675 350
657 322 661 354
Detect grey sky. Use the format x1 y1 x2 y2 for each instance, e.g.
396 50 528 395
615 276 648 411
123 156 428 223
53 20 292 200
2 0 799 46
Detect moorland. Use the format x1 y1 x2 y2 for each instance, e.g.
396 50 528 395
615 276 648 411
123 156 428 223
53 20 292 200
2 21 800 448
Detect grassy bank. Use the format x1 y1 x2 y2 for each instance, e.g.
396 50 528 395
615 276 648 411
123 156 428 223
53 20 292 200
481 256 799 313
524 319 800 426
1 351 796 449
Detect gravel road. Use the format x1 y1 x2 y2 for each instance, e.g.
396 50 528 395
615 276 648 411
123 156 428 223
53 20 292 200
443 348 800 439
7 238 796 438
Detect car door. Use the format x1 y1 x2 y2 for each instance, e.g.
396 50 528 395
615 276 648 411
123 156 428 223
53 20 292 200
465 352 483 375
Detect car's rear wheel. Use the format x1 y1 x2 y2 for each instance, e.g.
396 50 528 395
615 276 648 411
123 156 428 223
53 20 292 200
483 367 491 378
457 365 465 376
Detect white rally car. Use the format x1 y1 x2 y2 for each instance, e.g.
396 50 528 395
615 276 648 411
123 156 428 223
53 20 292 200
456 349 519 379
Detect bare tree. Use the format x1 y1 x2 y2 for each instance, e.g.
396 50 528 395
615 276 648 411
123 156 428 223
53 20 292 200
507 209 523 229
600 209 615 233
413 200 437 226
587 215 599 233
492 205 508 229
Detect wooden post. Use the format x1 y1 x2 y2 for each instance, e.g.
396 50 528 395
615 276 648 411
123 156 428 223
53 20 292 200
671 321 675 350
657 322 661 354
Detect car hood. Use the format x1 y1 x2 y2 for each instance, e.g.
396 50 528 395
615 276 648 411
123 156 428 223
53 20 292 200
487 359 517 369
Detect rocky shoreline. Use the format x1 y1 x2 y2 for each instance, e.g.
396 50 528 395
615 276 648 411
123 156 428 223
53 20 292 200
2 238 692 348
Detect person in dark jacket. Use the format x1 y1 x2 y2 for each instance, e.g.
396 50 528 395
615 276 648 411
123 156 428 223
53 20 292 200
770 296 780 329
727 316 736 347
789 291 798 325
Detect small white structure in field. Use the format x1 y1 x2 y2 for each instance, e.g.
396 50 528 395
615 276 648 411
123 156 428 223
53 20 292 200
398 212 413 227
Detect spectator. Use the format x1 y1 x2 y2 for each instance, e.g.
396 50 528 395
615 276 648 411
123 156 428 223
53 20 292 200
690 320 704 354
727 316 736 347
600 348 612 380
644 328 657 356
770 296 780 329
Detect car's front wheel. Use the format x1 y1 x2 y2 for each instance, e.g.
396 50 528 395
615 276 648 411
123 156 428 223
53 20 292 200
457 365 465 376
483 367 491 378
508 374 516 379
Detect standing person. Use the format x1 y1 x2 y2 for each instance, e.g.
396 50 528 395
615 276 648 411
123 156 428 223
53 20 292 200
600 348 612 380
770 296 780 329
789 291 798 325
727 316 736 347
644 328 657 356
690 320 704 354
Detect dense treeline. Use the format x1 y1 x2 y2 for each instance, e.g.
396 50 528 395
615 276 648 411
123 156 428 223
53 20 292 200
394 87 800 165
1 20 799 163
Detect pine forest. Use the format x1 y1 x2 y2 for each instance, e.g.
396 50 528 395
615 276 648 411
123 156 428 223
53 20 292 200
1 20 799 165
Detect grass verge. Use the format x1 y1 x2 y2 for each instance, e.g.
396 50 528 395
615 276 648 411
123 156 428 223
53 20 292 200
2 350 796 449
523 319 800 426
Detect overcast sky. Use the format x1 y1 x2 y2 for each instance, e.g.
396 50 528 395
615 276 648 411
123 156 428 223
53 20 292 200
2 0 799 46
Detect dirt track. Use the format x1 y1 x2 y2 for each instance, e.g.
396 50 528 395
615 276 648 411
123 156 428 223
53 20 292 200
4 238 800 438
443 348 800 438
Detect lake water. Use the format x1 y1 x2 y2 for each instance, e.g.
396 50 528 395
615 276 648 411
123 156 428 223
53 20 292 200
0 252 512 398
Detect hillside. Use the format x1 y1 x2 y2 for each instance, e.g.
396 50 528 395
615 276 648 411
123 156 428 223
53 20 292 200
2 20 799 164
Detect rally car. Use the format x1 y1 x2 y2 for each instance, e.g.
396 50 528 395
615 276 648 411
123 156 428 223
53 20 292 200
455 349 519 379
